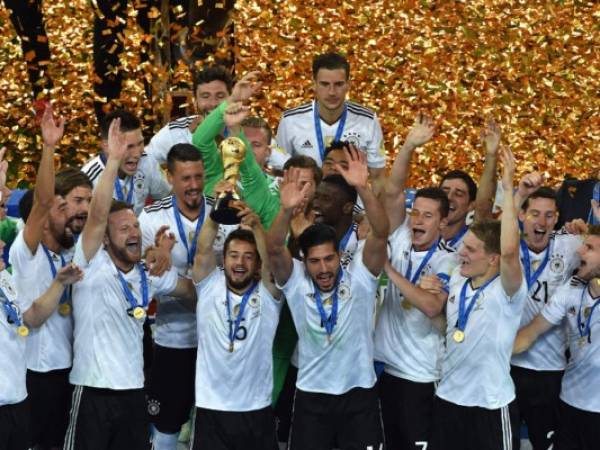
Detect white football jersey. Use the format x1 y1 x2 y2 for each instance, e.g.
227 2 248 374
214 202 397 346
436 268 528 409
138 195 235 349
194 269 282 411
70 241 178 390
511 231 581 371
278 247 379 395
542 277 600 413
82 153 171 216
0 270 27 406
375 222 458 382
9 231 74 372
276 100 385 168
145 115 197 165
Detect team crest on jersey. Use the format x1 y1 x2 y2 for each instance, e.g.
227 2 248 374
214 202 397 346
550 255 565 273
147 399 160 415
568 306 576 315
338 283 351 301
248 294 260 308
448 295 455 304
133 172 145 191
0 277 16 298
345 131 361 148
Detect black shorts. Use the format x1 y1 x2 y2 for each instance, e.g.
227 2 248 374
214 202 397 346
0 399 30 450
431 396 519 450
511 365 563 450
289 386 383 450
378 372 435 450
190 406 278 450
63 386 150 450
554 400 600 450
274 364 298 443
26 368 73 447
146 344 196 433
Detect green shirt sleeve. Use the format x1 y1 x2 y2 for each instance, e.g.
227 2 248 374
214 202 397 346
0 218 18 245
191 102 228 197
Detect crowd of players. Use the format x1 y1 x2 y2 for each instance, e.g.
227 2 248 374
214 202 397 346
1 52 599 450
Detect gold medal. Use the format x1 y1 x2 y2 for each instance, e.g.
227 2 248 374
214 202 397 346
133 307 146 320
59 303 71 316
453 329 465 343
228 342 234 353
579 336 587 347
401 299 412 310
17 325 29 337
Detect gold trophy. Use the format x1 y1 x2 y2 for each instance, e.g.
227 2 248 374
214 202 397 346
210 136 246 224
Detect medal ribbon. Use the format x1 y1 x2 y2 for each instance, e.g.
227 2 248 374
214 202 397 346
172 195 205 266
405 239 439 284
339 223 354 252
313 269 343 340
41 246 69 305
0 288 24 328
519 239 552 290
100 153 134 204
116 263 149 314
457 275 499 332
447 225 468 248
577 286 600 341
313 101 348 162
226 281 259 348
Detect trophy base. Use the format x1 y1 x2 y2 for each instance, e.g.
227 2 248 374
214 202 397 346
209 192 242 225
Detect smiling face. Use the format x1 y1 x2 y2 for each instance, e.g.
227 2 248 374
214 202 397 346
457 230 499 279
576 235 600 281
519 197 558 253
224 239 260 291
312 182 353 226
304 241 341 293
195 80 229 115
243 126 271 169
322 148 349 177
105 208 142 266
313 68 349 114
409 197 447 251
168 159 205 212
64 186 92 234
101 128 145 177
48 195 75 249
440 178 474 226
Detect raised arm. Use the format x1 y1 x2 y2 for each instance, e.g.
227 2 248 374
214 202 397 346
23 105 65 253
385 113 434 232
499 146 523 297
23 263 83 328
513 314 554 354
336 146 389 276
80 119 127 262
266 168 311 286
514 171 544 213
474 119 500 221
191 215 219 284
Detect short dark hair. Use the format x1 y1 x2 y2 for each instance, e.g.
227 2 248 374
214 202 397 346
109 199 134 215
100 110 141 140
166 144 203 173
312 52 350 79
414 187 450 218
19 189 34 222
223 228 259 259
241 116 272 142
192 65 233 94
298 223 338 257
522 186 557 211
321 174 357 205
469 219 501 255
324 140 350 159
55 168 92 197
440 170 477 202
283 156 322 185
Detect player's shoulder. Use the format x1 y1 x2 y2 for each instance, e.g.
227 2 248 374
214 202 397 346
346 101 376 120
167 115 198 130
143 195 174 214
281 102 313 119
81 155 104 183
437 239 455 253
568 276 587 289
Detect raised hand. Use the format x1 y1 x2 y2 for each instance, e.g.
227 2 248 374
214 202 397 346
154 225 176 252
517 171 544 199
223 101 251 130
335 144 368 189
106 118 128 162
564 218 588 235
499 145 516 190
230 71 262 103
56 263 84 285
238 205 261 230
419 274 444 295
405 112 435 148
145 247 173 277
481 118 501 155
280 167 312 211
40 104 65 148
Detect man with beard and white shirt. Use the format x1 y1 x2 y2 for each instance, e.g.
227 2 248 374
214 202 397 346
138 144 234 450
267 146 389 450
63 118 196 450
9 106 88 450
514 224 600 450
188 200 282 450
373 111 457 450
82 109 171 216
431 146 527 450
54 168 93 238
508 176 582 450
145 66 233 165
